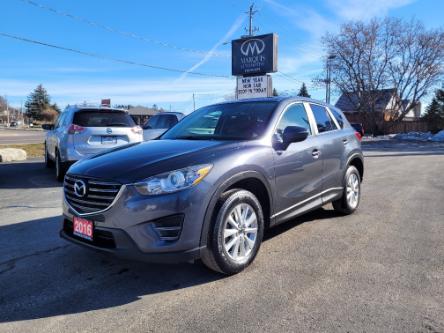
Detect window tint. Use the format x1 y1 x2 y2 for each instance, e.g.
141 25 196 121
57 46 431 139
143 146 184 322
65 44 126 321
145 115 159 129
162 101 277 140
310 104 338 133
157 115 178 129
73 110 135 127
330 107 344 128
275 103 311 137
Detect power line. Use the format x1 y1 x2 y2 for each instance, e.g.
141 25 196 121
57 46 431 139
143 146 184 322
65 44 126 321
0 32 229 78
17 0 228 58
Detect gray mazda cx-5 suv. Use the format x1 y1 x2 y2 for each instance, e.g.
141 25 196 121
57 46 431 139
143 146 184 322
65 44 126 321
61 97 364 274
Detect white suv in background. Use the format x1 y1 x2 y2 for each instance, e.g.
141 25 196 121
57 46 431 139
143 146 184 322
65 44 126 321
43 105 143 181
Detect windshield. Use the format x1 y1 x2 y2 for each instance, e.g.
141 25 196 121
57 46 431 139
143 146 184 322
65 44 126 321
73 110 135 127
161 101 277 140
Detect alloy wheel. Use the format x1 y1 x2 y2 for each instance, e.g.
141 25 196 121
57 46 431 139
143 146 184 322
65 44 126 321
346 173 360 209
223 203 258 262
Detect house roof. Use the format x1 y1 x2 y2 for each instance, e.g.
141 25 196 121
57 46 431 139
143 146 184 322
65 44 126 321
335 88 397 112
127 106 159 116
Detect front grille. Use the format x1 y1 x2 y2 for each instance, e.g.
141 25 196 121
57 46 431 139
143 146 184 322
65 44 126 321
63 219 116 248
64 175 121 214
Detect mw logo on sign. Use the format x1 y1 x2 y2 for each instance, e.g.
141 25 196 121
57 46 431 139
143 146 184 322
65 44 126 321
240 39 266 56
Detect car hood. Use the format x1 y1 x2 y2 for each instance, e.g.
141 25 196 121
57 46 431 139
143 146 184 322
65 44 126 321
68 139 237 183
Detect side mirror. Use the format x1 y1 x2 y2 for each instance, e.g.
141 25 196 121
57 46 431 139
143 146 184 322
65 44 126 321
42 124 54 131
283 126 309 146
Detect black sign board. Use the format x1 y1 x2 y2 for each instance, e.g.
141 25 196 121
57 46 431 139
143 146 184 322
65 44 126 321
232 33 278 76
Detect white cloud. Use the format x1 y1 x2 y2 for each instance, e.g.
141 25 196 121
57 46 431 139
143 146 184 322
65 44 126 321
0 77 237 112
177 15 245 81
264 0 336 39
326 0 415 21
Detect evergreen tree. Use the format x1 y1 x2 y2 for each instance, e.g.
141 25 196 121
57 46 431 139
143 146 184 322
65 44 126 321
422 89 444 133
25 84 52 121
297 83 311 98
272 88 278 96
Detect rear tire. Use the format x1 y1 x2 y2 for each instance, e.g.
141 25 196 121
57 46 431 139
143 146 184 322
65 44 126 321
44 143 54 168
201 189 264 275
55 150 66 182
333 165 361 215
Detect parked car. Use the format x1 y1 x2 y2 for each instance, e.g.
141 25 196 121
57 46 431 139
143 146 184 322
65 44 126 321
60 97 364 274
142 112 184 140
43 106 143 181
9 121 18 127
351 123 364 139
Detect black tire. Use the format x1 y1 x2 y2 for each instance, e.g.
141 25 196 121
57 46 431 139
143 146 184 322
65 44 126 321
55 150 66 182
333 165 361 215
44 143 54 168
201 189 264 275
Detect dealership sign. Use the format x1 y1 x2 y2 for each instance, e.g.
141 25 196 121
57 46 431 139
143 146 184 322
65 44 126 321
232 33 278 76
236 75 272 100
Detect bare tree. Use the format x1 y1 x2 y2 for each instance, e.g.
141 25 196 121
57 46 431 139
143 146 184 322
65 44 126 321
323 17 444 125
387 20 444 121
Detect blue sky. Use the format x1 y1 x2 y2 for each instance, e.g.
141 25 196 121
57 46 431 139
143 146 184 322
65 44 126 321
1 0 443 113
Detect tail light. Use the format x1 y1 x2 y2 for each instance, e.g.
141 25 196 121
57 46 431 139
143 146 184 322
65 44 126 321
68 124 85 134
131 126 143 134
354 132 362 141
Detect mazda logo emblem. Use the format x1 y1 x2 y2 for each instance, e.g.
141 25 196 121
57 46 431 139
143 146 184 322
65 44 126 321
106 128 112 134
240 39 266 56
73 180 87 198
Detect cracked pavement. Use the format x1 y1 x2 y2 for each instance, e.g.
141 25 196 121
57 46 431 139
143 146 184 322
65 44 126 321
0 141 443 332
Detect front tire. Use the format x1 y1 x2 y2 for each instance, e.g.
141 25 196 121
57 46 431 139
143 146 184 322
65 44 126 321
201 189 264 275
333 165 361 215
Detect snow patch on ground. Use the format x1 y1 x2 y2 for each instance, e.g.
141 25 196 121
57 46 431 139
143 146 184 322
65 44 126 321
394 130 444 142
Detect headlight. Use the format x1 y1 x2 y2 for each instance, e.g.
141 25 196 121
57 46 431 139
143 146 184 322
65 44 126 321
133 164 212 195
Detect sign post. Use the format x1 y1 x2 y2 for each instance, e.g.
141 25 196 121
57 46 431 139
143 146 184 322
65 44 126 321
232 33 278 100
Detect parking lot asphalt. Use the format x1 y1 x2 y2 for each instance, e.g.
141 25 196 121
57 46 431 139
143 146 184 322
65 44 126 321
0 141 443 333
0 128 45 145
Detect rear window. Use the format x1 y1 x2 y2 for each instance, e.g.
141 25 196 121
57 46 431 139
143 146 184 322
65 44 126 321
73 110 135 127
144 114 178 129
330 108 345 128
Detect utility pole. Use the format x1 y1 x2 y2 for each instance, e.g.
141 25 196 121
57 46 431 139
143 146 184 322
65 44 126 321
5 95 9 126
325 55 336 104
245 3 258 37
192 93 196 111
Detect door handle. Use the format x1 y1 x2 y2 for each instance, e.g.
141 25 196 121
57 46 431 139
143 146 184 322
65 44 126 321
312 149 320 159
342 138 348 145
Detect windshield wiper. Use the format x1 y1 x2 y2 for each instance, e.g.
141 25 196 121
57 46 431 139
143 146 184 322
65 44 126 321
174 135 209 140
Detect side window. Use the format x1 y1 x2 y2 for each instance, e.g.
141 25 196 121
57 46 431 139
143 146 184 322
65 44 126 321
310 104 338 133
330 107 344 128
275 103 311 137
61 113 70 127
54 113 64 128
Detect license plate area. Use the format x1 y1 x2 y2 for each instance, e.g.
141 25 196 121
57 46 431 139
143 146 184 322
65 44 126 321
101 136 117 144
73 216 94 241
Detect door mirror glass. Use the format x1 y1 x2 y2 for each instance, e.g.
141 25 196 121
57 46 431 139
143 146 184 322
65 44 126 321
283 126 308 146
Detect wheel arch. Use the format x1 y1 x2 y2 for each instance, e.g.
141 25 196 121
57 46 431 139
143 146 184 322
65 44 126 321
347 153 364 181
199 171 273 249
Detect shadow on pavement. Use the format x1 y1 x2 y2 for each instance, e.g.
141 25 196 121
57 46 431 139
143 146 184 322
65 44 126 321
0 207 338 323
0 160 60 189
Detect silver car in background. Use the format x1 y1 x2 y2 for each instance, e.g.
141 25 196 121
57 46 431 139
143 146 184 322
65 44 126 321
142 112 184 140
43 105 143 181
